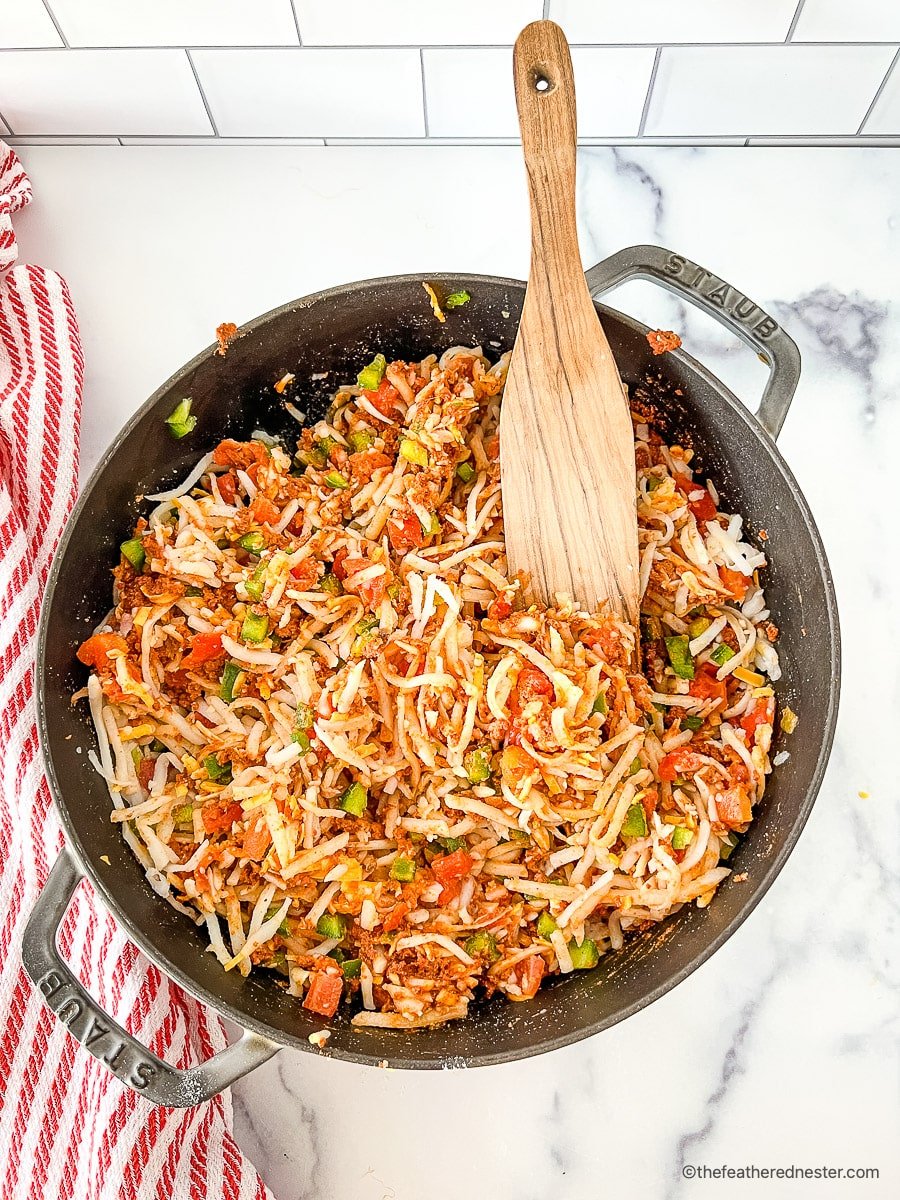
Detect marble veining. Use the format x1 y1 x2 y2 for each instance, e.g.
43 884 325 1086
12 143 899 1199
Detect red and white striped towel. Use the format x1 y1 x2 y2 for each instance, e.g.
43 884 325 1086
0 144 272 1200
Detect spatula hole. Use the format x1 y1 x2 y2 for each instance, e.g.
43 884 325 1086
534 73 551 93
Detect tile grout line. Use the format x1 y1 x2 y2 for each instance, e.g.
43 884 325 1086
286 0 303 46
185 49 220 137
637 46 661 137
8 134 900 146
419 48 429 137
855 45 900 134
0 110 12 136
39 0 69 48
785 0 808 42
1 40 900 52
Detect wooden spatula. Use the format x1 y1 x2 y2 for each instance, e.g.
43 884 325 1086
500 20 640 626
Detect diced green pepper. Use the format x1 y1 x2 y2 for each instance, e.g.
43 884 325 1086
204 754 232 783
438 836 465 853
464 931 499 961
165 397 196 439
241 611 269 643
130 747 142 771
386 580 401 601
340 782 368 817
357 354 387 391
682 714 703 731
621 802 648 838
688 616 711 639
710 643 735 666
463 747 492 784
244 560 267 601
390 856 417 883
456 461 475 483
120 537 145 571
665 634 695 680
319 571 342 595
646 475 661 492
719 832 739 860
237 531 266 555
592 691 608 715
265 951 288 973
399 438 428 467
445 290 471 310
672 826 694 850
291 728 311 754
293 703 314 730
422 512 440 537
352 614 379 656
536 912 558 939
219 660 242 702
316 913 347 939
324 470 349 490
642 615 663 641
509 829 530 843
184 585 203 597
149 738 168 754
173 802 194 825
568 938 599 969
341 957 362 979
347 429 375 453
628 757 642 776
315 435 336 460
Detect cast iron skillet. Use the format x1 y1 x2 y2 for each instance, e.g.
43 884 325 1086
22 245 840 1106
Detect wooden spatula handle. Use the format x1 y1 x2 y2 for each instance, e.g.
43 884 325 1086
513 21 583 295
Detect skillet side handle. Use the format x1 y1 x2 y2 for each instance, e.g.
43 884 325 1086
585 244 801 440
21 848 280 1108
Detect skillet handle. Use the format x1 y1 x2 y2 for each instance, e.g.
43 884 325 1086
585 244 801 440
21 848 280 1108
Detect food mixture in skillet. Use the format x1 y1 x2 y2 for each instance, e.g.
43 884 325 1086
76 346 790 1028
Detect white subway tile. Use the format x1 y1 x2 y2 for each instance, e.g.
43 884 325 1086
793 1 900 42
293 0 542 45
863 58 900 134
644 45 897 135
548 0 798 44
0 50 214 135
47 0 299 47
1 0 64 47
192 49 424 137
424 47 655 138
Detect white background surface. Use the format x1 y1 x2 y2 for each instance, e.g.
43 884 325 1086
1 1 899 141
14 143 900 1199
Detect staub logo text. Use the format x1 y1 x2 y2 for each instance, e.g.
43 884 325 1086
39 969 157 1089
664 253 777 339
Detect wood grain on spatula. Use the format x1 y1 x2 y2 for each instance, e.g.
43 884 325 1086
500 21 640 625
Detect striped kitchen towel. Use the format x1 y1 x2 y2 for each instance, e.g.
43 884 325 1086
0 143 271 1200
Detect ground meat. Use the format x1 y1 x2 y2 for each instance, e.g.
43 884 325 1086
646 329 683 355
215 322 239 355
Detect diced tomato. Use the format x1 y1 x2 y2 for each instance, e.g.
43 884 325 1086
500 745 534 785
349 450 392 481
438 879 462 905
673 473 718 523
290 558 321 588
488 597 512 620
201 799 243 835
303 972 343 1019
195 710 216 729
364 377 402 416
137 757 157 790
342 556 388 608
485 434 500 462
250 495 280 525
512 955 545 1000
180 631 224 670
331 547 350 580
212 439 268 470
387 512 425 555
716 785 753 829
76 633 128 670
242 825 271 860
217 471 237 504
658 748 706 782
510 665 554 715
689 662 727 707
432 849 474 886
740 698 774 741
719 566 749 600
382 903 409 932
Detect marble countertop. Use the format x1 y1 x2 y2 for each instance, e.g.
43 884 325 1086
15 145 898 1199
